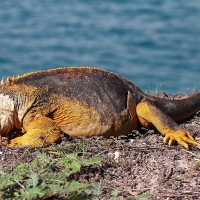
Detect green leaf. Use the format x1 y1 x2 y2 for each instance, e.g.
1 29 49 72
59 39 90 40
15 164 28 170
13 191 20 197
29 173 39 188
91 183 103 196
69 160 81 172
196 154 200 159
132 193 151 200
62 169 74 177
111 189 119 197
66 153 78 160
196 161 200 167
65 181 86 192
83 156 103 166
27 187 45 199
36 153 51 163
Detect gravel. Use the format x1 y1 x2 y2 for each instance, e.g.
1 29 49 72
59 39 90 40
1 110 200 199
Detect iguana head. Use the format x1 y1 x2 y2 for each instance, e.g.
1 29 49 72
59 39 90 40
0 94 15 137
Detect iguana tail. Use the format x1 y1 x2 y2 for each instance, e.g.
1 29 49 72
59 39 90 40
152 92 200 122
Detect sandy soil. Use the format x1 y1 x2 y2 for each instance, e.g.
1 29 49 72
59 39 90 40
1 96 200 199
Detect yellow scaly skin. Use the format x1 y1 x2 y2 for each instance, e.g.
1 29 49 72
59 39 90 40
0 66 199 149
136 102 200 149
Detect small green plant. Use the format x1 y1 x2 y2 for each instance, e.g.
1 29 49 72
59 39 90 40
146 84 150 94
196 154 200 159
110 189 119 200
0 141 152 199
131 193 151 200
0 145 103 200
145 83 162 95
196 154 200 168
90 183 103 197
196 161 200 168
156 83 162 94
166 181 172 186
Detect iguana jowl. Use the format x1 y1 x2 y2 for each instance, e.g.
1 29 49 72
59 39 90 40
0 67 200 149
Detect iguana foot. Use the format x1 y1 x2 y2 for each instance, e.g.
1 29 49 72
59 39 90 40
8 129 50 147
8 116 62 148
136 101 200 149
163 129 200 149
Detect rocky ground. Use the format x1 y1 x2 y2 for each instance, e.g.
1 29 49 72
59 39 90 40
1 96 200 199
1 113 200 199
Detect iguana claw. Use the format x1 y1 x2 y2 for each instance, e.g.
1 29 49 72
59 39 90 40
163 130 200 149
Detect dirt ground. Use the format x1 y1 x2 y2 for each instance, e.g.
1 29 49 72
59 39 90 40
1 108 200 199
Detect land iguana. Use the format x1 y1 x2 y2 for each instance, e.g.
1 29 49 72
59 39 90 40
0 67 200 149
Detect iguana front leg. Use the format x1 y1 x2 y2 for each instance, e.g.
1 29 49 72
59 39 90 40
8 116 61 147
136 101 200 149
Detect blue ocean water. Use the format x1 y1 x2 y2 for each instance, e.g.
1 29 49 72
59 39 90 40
0 0 200 94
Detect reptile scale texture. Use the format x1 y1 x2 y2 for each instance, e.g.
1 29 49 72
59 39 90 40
0 66 200 149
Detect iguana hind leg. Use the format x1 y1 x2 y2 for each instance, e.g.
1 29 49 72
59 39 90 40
8 116 61 147
136 101 200 149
